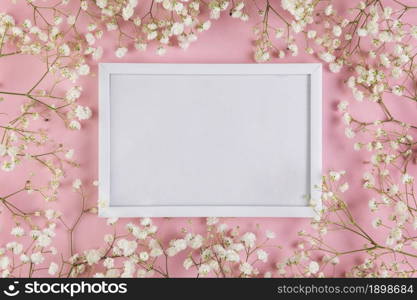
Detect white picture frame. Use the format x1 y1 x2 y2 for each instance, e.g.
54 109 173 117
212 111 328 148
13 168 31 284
99 63 322 218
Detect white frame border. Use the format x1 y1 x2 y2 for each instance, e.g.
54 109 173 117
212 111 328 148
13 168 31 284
99 63 322 218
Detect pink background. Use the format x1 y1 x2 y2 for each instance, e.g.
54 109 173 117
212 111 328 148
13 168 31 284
0 0 406 277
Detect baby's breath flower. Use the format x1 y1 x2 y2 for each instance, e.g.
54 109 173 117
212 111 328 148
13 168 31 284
48 262 59 275
266 230 275 239
72 179 82 190
198 263 211 276
30 252 45 265
65 149 74 159
66 86 82 102
345 127 355 139
372 218 382 228
85 249 101 265
339 182 349 193
96 0 108 9
257 250 268 262
75 105 92 120
402 173 414 184
308 261 319 274
11 226 24 237
69 120 81 130
115 47 128 58
239 262 253 275
206 217 219 226
241 232 256 248
0 257 10 270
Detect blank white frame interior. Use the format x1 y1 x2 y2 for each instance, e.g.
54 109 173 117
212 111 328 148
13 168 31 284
99 63 322 217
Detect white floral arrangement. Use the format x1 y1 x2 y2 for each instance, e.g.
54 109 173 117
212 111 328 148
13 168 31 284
0 0 417 277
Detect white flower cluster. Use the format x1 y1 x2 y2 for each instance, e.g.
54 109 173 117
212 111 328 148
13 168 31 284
91 0 221 57
181 219 275 277
281 0 315 31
